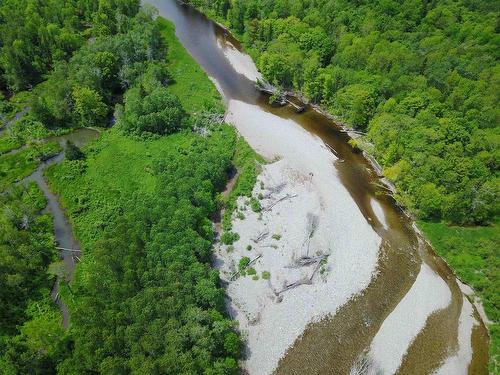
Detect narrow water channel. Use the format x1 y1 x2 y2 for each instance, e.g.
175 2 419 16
0 107 28 137
23 128 100 327
145 1 489 374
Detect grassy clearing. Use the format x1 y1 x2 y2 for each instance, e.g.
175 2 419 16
418 220 499 371
157 17 223 114
0 133 22 154
46 128 184 245
0 149 37 190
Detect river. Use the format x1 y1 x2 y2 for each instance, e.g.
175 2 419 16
145 1 489 374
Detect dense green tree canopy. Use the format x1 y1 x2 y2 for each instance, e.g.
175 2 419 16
30 8 166 129
1 3 241 374
0 0 140 92
193 0 499 225
0 184 56 337
119 85 187 136
48 127 240 374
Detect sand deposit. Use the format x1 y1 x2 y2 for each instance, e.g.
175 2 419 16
217 38 262 82
217 100 381 374
366 263 452 374
433 298 476 375
210 27 482 375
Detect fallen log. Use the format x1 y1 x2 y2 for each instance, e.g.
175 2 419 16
256 80 306 113
286 254 328 268
277 277 312 294
251 228 269 243
56 247 81 253
285 98 305 113
262 193 298 212
302 213 319 256
309 257 324 282
259 244 278 249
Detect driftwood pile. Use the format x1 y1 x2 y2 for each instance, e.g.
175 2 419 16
256 79 305 113
268 253 329 300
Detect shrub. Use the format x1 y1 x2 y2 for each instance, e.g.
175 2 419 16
221 231 240 245
65 141 85 161
250 197 261 212
120 86 187 136
238 257 250 272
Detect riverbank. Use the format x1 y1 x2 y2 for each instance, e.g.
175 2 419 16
419 220 499 369
265 84 498 370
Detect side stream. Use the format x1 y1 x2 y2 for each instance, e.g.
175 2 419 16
22 128 100 327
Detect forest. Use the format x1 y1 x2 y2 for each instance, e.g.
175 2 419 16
0 0 250 373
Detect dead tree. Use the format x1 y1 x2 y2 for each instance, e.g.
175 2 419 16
277 277 313 294
259 244 278 249
302 213 319 256
262 193 298 212
56 247 81 253
286 254 328 268
278 253 329 296
308 257 324 282
251 228 269 243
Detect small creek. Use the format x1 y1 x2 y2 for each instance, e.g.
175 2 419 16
0 108 28 136
22 128 100 327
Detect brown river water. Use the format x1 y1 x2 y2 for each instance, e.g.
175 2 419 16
145 1 489 374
